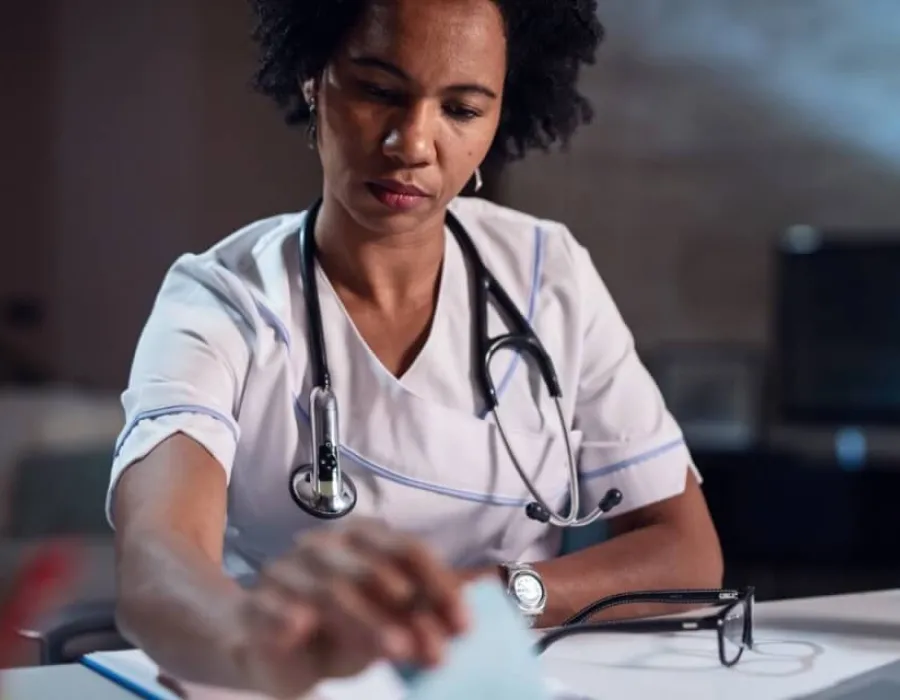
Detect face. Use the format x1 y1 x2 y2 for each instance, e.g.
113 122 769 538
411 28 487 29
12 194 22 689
310 0 507 237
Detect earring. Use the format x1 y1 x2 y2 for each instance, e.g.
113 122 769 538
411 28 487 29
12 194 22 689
474 166 483 193
307 101 318 150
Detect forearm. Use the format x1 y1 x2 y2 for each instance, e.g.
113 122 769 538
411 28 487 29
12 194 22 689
115 531 252 690
534 520 723 627
456 526 721 628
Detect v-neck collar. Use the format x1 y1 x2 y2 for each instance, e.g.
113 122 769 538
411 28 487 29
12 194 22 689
312 226 455 390
293 204 540 418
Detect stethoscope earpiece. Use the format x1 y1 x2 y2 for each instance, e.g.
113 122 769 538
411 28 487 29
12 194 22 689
525 502 551 523
598 488 623 513
525 488 623 526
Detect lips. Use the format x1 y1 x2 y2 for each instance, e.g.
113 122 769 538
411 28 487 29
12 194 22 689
369 179 430 197
366 179 432 212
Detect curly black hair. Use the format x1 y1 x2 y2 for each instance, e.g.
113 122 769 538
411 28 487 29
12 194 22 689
248 0 604 163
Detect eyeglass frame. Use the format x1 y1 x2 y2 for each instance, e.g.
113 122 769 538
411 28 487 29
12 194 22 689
535 587 755 668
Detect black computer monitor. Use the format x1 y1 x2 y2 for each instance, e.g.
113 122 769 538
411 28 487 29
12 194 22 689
772 226 900 427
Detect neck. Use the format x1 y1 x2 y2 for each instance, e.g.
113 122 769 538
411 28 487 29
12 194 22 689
313 195 446 311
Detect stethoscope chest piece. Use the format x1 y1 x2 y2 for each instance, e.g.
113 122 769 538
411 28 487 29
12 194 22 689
290 462 358 519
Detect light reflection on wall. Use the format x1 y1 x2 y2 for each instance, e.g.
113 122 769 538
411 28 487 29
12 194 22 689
601 0 900 168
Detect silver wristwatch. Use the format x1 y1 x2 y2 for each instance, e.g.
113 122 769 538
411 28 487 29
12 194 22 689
500 562 547 625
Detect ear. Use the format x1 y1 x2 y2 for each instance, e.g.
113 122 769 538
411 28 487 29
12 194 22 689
301 78 317 106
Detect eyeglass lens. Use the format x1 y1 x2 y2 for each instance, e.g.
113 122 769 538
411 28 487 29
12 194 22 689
721 603 746 665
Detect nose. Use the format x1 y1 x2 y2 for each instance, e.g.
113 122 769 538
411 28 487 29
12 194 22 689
382 101 438 168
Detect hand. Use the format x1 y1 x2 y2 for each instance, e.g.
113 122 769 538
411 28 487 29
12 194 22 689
457 565 504 585
234 519 469 699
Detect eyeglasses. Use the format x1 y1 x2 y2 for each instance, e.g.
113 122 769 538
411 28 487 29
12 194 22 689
535 587 755 668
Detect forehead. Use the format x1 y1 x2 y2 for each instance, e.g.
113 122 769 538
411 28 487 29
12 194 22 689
342 0 507 84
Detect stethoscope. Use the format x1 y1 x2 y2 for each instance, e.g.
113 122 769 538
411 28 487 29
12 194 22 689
289 198 623 528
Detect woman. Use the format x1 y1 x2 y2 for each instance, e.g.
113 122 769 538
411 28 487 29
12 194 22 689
111 0 723 696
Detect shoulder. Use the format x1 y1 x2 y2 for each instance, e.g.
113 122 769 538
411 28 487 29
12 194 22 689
449 196 571 242
158 212 304 305
178 212 303 291
447 196 594 297
147 212 305 347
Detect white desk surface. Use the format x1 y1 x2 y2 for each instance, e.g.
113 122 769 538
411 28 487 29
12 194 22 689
4 588 900 700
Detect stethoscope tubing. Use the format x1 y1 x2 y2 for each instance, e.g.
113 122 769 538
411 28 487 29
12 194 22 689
296 198 615 527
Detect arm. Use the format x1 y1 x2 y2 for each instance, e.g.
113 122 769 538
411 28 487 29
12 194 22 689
532 470 722 626
111 260 468 693
109 258 259 688
518 235 721 627
456 473 722 627
113 434 253 690
115 434 471 692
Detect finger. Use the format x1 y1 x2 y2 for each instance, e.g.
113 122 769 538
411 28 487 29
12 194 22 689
258 558 319 597
266 542 418 663
407 609 449 669
343 539 417 612
293 537 369 583
331 541 454 666
368 536 467 635
245 585 318 646
290 535 424 615
308 537 446 663
321 579 417 663
156 673 187 699
265 541 420 655
343 519 404 555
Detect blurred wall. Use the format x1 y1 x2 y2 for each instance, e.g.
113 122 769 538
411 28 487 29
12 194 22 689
53 0 323 388
1 3 56 373
3 0 321 390
501 0 900 349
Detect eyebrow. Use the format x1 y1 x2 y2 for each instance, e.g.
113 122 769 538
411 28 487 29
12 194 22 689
349 56 498 99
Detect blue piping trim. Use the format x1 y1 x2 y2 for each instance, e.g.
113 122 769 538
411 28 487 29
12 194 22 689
254 299 291 348
294 400 537 506
80 655 172 700
297 402 687 506
114 404 238 459
579 438 687 481
479 225 544 417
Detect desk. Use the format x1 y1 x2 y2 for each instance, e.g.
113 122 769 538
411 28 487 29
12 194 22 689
541 588 900 699
5 589 900 699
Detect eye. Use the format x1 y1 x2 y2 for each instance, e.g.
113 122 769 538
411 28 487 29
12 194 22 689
444 104 481 122
358 81 403 104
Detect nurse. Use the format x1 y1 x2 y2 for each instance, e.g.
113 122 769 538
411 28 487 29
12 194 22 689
111 0 723 696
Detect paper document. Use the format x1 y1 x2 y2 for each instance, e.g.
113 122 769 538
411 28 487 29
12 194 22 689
394 581 566 700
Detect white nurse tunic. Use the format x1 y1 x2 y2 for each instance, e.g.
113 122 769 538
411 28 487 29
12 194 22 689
107 197 695 580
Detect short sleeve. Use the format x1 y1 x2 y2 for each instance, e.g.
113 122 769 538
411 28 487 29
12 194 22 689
107 256 253 527
571 243 697 517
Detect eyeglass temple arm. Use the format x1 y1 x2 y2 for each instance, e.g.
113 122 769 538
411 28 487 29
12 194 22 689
562 589 745 627
536 616 721 655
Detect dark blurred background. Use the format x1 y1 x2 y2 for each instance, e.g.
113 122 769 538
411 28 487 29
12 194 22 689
1 0 898 628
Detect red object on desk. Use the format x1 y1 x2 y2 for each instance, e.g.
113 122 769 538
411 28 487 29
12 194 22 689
0 540 79 667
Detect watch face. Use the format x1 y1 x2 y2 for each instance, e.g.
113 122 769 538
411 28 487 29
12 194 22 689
512 572 544 608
